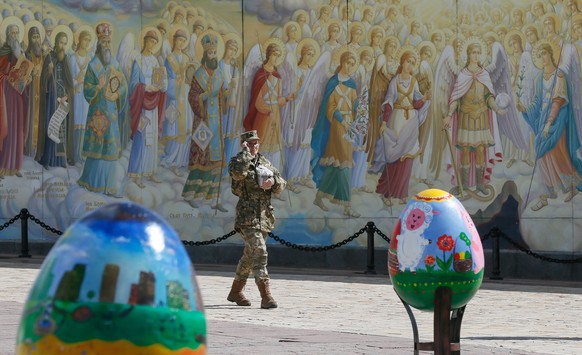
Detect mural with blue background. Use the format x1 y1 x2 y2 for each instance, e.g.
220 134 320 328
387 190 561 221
0 0 581 253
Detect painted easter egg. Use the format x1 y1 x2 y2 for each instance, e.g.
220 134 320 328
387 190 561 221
16 202 206 354
388 189 484 311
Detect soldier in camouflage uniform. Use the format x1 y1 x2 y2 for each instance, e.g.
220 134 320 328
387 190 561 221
227 130 286 309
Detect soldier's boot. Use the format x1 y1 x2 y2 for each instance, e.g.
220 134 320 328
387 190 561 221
227 279 251 306
256 279 278 309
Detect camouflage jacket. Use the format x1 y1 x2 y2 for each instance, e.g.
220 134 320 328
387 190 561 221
228 149 286 233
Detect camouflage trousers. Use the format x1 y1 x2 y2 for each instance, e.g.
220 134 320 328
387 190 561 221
235 228 269 281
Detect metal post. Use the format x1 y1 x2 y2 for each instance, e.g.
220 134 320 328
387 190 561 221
365 221 376 274
19 208 31 258
490 228 503 280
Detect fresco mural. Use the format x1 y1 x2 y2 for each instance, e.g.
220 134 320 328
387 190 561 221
0 0 581 253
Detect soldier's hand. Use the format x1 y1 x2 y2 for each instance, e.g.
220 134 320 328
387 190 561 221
261 177 274 190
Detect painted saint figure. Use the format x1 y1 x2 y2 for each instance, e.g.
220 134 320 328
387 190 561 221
160 26 192 178
0 19 30 179
373 49 430 206
311 49 360 217
35 29 75 169
78 23 128 197
443 41 504 196
243 40 295 173
182 31 227 212
127 28 168 188
517 41 582 210
68 28 93 165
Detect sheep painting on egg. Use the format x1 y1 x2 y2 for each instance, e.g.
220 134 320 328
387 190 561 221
389 189 484 311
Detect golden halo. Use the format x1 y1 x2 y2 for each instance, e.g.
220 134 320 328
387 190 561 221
296 37 320 67
332 44 359 76
292 9 309 23
531 1 545 15
532 40 561 69
262 37 286 67
368 25 385 46
170 24 190 49
195 29 225 62
140 26 163 54
74 25 96 50
460 36 488 65
223 32 242 59
0 16 24 44
504 29 526 55
282 21 302 41
522 23 540 38
23 20 45 48
155 18 170 35
191 16 207 30
326 18 343 37
407 17 422 32
383 35 400 56
541 13 560 34
348 21 365 40
429 29 444 42
573 13 582 27
339 3 354 20
186 6 198 18
170 5 186 22
51 24 74 53
395 44 420 71
317 4 331 17
362 5 373 18
417 40 436 66
357 45 375 72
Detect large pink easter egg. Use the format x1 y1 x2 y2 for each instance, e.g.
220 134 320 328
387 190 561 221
388 189 484 311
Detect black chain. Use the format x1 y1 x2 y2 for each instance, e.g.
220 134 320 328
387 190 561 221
182 230 237 246
268 226 368 251
28 214 63 235
0 213 22 231
4 208 582 265
372 225 391 243
494 230 582 264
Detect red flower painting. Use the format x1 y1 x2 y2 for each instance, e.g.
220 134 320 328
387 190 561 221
436 234 455 271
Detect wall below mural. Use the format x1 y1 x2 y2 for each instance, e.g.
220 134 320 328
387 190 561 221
0 0 581 252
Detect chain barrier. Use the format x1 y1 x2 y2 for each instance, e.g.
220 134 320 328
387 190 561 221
3 208 582 265
490 227 582 264
0 212 21 232
27 214 63 235
268 225 369 252
182 230 237 246
372 225 391 243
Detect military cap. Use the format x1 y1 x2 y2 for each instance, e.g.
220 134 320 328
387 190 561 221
240 130 260 142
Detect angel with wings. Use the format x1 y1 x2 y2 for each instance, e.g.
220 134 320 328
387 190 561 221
517 41 582 211
413 41 437 187
282 38 322 191
243 38 295 173
503 30 539 168
372 47 431 207
442 37 521 200
311 48 360 218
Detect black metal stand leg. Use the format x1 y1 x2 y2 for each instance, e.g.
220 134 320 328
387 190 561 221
400 296 420 355
450 305 466 355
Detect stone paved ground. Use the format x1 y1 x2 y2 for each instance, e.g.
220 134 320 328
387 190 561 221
0 258 580 354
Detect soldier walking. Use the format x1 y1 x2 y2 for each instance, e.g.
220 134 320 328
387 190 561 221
227 130 286 309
